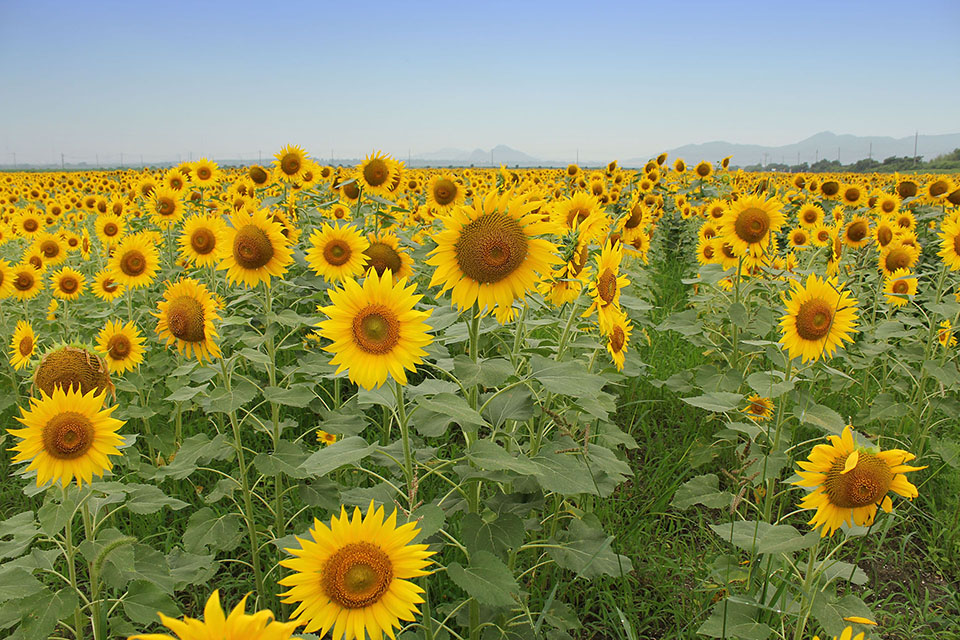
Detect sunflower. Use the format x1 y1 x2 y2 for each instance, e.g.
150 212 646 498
179 214 227 267
248 164 274 188
938 320 956 347
95 320 145 374
7 386 123 487
16 209 44 236
924 177 954 201
317 430 337 446
0 258 14 299
719 195 785 258
149 187 186 228
130 590 301 640
327 202 352 221
842 215 872 249
425 173 465 213
108 233 160 289
813 626 867 640
306 223 370 283
839 183 865 208
874 217 897 249
742 395 774 421
937 220 960 270
673 158 686 173
694 161 713 179
34 345 113 397
154 278 221 363
552 192 607 244
605 310 632 372
878 240 919 277
779 274 859 363
364 231 414 282
279 501 434 640
537 258 592 307
9 320 36 370
274 144 309 183
874 193 900 216
94 213 125 245
317 270 432 389
696 237 720 265
582 240 631 333
92 269 125 301
50 267 85 300
34 232 67 265
357 151 399 197
787 227 810 250
162 167 188 193
219 209 293 288
882 269 916 307
10 264 43 300
191 158 221 188
428 190 557 323
793 425 924 537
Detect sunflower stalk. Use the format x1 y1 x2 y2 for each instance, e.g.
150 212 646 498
393 379 415 506
62 485 85 640
81 502 106 640
262 283 285 549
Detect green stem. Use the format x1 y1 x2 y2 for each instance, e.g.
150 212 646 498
393 380 414 506
793 538 820 640
63 486 85 640
555 299 580 361
263 284 285 548
81 503 104 640
220 357 267 606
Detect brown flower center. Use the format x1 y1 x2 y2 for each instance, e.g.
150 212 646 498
166 296 206 343
191 228 216 254
822 181 840 197
156 197 176 217
280 153 301 176
107 334 131 360
364 242 402 277
363 159 390 188
41 240 60 259
249 166 269 184
876 226 893 247
892 280 909 294
196 166 212 181
42 412 95 460
625 205 643 229
352 305 400 354
323 239 352 266
597 269 618 304
802 208 818 224
702 244 715 259
321 542 393 609
733 208 770 244
432 179 457 205
19 335 33 357
609 325 626 353
233 225 274 269
59 276 79 294
454 212 529 284
120 250 146 276
930 180 949 197
824 452 892 508
104 222 119 236
101 278 119 293
843 187 861 203
23 219 39 232
795 298 834 341
845 220 868 243
884 248 911 273
14 272 35 291
342 181 360 200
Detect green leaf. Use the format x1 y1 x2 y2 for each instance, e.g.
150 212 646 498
810 593 875 637
8 587 78 640
462 512 525 560
124 484 189 515
123 580 180 626
548 516 634 579
318 400 368 437
239 347 272 365
529 448 600 496
447 551 519 607
0 565 43 602
151 433 233 480
482 387 535 427
182 508 243 555
0 512 40 560
708 521 818 555
414 393 486 436
466 440 537 475
37 492 78 537
930 436 960 468
454 355 515 388
529 355 606 397
167 549 218 588
254 440 311 479
299 436 375 477
672 474 733 510
698 599 772 639
681 392 743 413
201 380 258 414
728 301 748 326
797 403 846 434
818 560 868 586
263 384 315 408
165 383 208 403
746 372 794 399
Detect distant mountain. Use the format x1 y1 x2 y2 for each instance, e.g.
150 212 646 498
410 145 541 167
625 131 960 168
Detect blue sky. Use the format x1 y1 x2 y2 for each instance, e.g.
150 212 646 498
1 0 958 165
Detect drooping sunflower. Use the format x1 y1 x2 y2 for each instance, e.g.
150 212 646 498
34 345 113 397
218 209 293 288
10 264 43 301
873 217 897 250
779 274 859 363
364 231 414 282
427 190 557 323
7 386 124 488
274 144 310 183
94 213 125 246
95 319 145 374
605 310 632 372
719 195 785 258
50 267 85 300
108 233 160 289
793 425 924 537
425 173 465 213
742 395 774 421
154 278 221 362
149 187 186 228
317 270 432 389
0 258 14 299
130 590 301 640
179 214 227 267
92 269 125 301
882 269 916 307
9 320 36 370
279 501 434 640
305 223 370 283
582 240 631 333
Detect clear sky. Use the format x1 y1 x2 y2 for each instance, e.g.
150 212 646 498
1 0 958 166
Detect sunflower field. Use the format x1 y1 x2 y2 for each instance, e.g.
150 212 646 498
1 148 959 640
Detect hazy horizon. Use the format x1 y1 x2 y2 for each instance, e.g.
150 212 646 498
2 0 959 166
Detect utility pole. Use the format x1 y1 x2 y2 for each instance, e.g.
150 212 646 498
12 152 15 169
837 147 840 163
576 148 579 164
96 154 99 168
762 152 768 167
868 142 872 160
797 151 800 166
815 148 819 163
61 153 64 170
914 130 919 166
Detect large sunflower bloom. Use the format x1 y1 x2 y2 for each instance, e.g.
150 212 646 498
882 269 916 307
582 240 631 333
129 589 301 640
92 269 125 301
793 425 924 537
274 144 310 184
179 214 227 267
317 270 432 390
427 190 557 323
149 187 186 228
95 319 145 374
357 150 400 197
9 320 36 370
719 195 785 258
109 234 160 290
779 274 858 363
305 223 370 283
219 209 293 288
425 173 465 213
10 264 43 301
50 267 85 300
154 278 221 363
7 386 124 488
279 501 435 640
